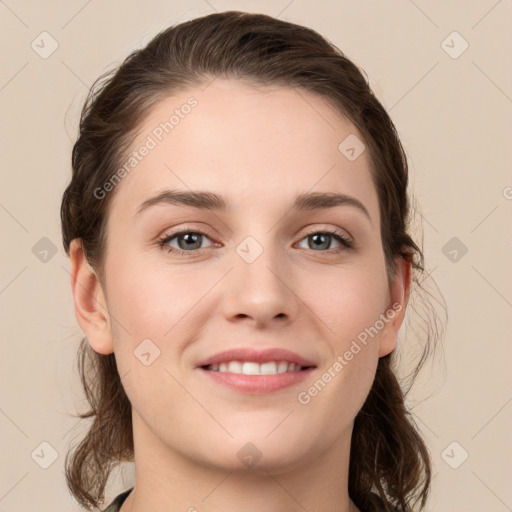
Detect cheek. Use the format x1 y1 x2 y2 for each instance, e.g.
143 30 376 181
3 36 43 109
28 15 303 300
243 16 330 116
106 254 203 337
305 260 390 344
295 270 385 429
105 253 219 386
105 261 197 421
299 260 388 401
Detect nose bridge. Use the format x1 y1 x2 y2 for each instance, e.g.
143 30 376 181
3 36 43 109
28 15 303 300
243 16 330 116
223 229 298 323
236 231 285 293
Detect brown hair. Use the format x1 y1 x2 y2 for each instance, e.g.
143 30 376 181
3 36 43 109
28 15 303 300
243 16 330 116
61 11 446 511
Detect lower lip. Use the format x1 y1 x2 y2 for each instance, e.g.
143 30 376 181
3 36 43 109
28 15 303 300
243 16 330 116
198 367 315 394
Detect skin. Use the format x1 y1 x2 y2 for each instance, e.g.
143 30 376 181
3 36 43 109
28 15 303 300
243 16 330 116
70 78 411 512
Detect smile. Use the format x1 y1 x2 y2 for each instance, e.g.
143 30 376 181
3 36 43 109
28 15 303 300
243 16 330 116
204 361 306 375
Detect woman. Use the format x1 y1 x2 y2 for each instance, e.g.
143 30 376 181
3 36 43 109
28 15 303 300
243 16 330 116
61 11 444 512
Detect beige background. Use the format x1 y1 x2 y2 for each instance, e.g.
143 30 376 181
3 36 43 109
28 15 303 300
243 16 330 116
1 0 511 510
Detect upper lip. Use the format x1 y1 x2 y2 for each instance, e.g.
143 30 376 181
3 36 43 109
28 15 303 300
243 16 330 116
196 348 316 368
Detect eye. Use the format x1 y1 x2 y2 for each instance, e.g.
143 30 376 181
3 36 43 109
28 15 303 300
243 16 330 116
158 229 216 255
296 228 353 253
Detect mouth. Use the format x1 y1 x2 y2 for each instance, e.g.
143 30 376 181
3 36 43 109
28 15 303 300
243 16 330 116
198 363 315 394
202 361 312 375
196 347 317 394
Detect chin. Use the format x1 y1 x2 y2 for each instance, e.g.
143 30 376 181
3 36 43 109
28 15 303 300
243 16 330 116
197 432 313 474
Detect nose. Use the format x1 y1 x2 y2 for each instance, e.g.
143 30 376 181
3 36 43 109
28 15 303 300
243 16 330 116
221 239 300 328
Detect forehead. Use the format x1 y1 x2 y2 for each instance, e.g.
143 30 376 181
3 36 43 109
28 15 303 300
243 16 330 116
107 78 378 222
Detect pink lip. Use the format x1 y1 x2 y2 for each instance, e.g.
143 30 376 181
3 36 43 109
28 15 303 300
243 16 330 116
198 366 316 394
196 347 316 368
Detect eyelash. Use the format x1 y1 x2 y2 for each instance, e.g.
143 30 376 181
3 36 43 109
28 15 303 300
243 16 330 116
157 227 354 257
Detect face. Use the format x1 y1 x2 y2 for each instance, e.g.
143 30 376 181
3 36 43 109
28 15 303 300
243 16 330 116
73 78 408 474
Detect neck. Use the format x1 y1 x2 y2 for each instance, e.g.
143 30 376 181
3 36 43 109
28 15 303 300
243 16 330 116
121 412 360 512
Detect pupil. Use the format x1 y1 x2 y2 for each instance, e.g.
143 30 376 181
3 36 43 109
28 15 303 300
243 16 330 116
311 233 329 250
181 233 200 250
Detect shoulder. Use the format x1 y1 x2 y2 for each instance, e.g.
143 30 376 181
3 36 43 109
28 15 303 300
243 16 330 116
101 487 133 512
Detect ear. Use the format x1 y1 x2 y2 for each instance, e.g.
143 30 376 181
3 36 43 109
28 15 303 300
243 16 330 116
378 255 412 357
69 239 114 355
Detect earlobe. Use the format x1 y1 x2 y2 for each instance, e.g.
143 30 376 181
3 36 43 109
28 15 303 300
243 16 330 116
378 256 412 357
69 239 114 355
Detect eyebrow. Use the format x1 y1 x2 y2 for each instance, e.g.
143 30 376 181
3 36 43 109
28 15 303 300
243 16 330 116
136 189 371 223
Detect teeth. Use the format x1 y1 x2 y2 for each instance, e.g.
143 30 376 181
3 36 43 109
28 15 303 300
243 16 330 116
243 362 261 375
207 361 303 375
277 361 289 373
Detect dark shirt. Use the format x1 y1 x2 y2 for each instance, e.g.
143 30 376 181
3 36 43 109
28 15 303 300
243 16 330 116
102 487 133 512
